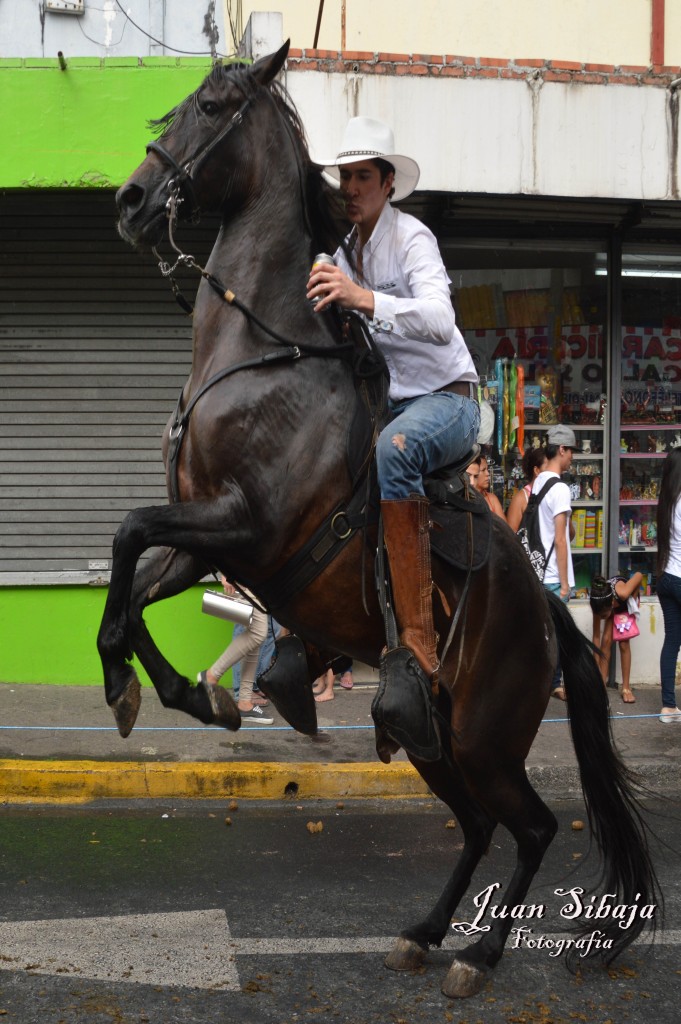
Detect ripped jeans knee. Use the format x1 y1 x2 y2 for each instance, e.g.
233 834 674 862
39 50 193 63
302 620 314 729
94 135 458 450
376 392 480 500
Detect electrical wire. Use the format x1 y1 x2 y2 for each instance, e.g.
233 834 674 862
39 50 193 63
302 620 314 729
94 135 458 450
112 0 234 59
76 9 127 48
225 0 243 53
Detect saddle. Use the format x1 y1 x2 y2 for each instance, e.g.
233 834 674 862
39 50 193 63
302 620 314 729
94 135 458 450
247 317 492 737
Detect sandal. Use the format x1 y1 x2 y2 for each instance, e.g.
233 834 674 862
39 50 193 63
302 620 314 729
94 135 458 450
551 686 566 701
621 688 636 703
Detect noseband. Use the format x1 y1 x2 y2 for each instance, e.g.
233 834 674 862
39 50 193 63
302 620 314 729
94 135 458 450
146 94 252 223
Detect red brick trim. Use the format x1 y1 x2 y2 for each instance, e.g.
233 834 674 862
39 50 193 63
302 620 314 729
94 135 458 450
285 49 681 87
652 0 665 67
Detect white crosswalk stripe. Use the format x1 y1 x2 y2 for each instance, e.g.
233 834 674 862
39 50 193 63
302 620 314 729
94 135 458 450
0 912 677 990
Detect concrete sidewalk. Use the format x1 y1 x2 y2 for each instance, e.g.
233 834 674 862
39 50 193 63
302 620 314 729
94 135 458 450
0 675 678 803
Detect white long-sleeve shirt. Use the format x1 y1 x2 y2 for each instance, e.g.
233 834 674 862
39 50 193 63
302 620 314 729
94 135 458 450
334 203 477 400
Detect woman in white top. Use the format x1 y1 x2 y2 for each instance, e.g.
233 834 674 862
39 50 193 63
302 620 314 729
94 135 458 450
655 448 681 722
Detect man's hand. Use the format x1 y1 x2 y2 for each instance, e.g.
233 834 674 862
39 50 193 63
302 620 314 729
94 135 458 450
306 264 375 317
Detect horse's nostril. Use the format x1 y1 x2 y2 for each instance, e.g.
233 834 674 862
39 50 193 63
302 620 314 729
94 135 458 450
116 182 145 213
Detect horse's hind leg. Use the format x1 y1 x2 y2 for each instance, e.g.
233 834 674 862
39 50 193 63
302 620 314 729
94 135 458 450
385 755 497 974
443 768 557 998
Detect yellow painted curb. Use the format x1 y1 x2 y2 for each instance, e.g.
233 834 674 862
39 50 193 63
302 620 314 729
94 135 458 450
0 759 431 804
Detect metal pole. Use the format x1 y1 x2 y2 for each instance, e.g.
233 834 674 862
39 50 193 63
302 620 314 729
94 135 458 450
606 231 623 688
313 0 325 48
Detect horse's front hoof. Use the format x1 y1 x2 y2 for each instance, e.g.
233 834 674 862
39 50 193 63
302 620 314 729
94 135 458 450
199 680 241 731
385 936 426 971
441 958 488 999
110 672 142 738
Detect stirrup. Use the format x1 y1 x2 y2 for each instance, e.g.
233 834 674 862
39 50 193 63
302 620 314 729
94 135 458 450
257 635 318 736
371 646 442 762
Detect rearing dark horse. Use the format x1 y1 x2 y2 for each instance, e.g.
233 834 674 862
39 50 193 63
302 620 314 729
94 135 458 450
98 42 659 998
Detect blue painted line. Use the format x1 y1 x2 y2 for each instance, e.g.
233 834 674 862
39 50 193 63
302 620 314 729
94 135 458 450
0 714 662 734
0 724 363 733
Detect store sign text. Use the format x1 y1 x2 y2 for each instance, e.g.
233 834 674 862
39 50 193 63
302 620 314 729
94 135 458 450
622 333 681 382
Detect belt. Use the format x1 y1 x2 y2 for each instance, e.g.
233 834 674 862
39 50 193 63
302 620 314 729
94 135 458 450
436 380 478 400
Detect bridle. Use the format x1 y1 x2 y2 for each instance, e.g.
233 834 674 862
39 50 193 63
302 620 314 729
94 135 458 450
146 93 252 227
145 92 253 302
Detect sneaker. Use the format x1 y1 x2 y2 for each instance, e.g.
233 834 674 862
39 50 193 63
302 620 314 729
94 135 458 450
659 707 681 723
240 705 273 725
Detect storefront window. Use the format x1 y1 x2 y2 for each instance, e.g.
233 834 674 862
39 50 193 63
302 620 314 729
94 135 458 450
618 249 681 596
448 241 608 599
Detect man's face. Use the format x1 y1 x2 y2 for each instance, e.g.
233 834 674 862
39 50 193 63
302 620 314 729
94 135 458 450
339 160 393 237
466 463 480 486
559 445 574 471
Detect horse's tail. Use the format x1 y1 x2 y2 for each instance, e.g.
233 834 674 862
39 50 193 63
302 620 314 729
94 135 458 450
547 591 661 962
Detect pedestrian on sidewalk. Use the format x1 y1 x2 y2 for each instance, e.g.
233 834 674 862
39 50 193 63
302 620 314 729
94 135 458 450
471 456 505 519
656 448 681 723
533 424 579 701
313 656 354 703
505 446 549 532
589 572 642 703
232 615 281 705
197 575 273 725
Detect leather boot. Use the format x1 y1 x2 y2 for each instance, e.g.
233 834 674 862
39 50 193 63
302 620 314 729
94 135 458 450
381 495 440 692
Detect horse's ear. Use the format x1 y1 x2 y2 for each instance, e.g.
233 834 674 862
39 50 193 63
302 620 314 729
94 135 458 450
250 39 290 85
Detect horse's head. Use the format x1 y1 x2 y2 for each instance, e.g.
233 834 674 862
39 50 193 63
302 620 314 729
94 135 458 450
116 41 292 249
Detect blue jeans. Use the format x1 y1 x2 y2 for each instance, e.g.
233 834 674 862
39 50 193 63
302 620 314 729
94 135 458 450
656 572 681 708
376 392 480 500
544 582 569 690
232 617 279 699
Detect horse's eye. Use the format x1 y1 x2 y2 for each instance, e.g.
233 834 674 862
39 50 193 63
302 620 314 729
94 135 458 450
201 101 219 116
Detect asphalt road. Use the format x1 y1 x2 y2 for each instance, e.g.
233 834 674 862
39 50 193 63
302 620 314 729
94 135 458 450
0 797 679 1024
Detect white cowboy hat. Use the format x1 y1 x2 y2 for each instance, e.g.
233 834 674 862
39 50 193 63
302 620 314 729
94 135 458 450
313 116 420 202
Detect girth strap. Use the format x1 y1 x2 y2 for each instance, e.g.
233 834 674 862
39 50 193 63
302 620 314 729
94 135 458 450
244 484 377 612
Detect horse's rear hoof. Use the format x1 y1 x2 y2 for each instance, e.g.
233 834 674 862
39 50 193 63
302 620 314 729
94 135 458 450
385 936 426 971
111 673 142 738
199 680 241 731
441 958 487 999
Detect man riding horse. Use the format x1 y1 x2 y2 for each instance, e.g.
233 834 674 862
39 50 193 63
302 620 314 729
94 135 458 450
307 117 480 712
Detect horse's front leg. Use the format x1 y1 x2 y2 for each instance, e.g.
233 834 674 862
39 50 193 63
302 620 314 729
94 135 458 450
97 498 251 736
135 546 242 734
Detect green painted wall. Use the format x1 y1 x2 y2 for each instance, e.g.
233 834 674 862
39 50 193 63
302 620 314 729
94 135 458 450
0 57 247 685
0 58 223 188
0 58 251 686
0 585 237 687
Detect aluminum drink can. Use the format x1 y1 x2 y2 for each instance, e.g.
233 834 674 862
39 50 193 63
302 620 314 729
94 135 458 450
201 590 254 627
309 252 335 309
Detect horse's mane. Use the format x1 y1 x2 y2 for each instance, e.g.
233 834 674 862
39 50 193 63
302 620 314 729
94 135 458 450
148 61 350 260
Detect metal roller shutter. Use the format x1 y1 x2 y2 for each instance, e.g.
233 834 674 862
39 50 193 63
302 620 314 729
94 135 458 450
0 190 217 578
